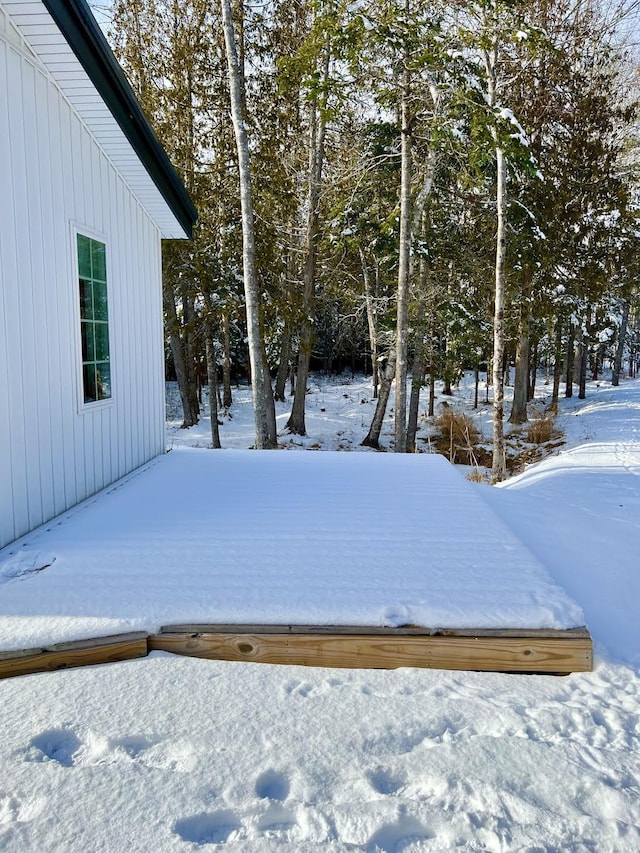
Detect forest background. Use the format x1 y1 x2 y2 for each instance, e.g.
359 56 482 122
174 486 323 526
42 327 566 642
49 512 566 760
100 0 640 480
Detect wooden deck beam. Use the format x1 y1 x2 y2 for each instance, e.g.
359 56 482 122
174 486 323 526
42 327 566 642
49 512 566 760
0 632 149 679
150 625 593 674
0 625 592 679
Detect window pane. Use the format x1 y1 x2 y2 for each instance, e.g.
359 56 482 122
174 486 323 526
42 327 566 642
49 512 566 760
77 235 91 279
78 233 110 406
96 362 111 400
91 240 106 281
93 281 108 322
94 322 110 361
79 278 93 320
83 364 97 403
81 321 94 361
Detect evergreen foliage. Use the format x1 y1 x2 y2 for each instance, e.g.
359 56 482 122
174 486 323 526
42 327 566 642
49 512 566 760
107 0 640 457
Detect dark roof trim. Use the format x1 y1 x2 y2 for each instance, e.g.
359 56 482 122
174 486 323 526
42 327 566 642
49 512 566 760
42 0 197 238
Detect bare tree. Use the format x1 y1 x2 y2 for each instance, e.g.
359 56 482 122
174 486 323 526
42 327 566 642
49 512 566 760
220 0 276 448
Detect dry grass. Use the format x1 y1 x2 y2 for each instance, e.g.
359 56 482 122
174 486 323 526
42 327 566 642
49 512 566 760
466 467 488 483
526 415 555 444
433 406 491 466
435 407 480 446
507 413 564 474
427 401 563 478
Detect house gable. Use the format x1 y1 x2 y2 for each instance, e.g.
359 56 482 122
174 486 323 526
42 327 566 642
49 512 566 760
0 2 43 65
3 0 196 239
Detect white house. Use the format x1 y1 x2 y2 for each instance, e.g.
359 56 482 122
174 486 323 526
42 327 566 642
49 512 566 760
0 0 197 549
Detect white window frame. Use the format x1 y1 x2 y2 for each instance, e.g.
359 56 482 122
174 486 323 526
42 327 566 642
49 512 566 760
71 223 114 413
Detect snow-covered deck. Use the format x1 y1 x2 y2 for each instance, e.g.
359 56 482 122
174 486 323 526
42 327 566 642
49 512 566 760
0 450 588 670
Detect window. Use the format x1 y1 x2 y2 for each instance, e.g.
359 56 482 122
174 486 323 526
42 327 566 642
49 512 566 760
77 234 111 404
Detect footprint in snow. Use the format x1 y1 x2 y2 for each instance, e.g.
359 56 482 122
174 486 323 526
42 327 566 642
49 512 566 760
257 802 298 836
367 767 406 796
366 816 435 852
110 735 156 759
254 770 299 835
283 680 314 698
25 729 82 767
173 810 242 845
255 769 290 801
24 729 195 771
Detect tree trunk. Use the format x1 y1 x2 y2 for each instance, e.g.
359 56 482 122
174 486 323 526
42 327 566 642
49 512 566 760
443 360 453 396
362 347 396 449
474 365 479 409
406 345 425 454
285 41 329 436
222 311 233 409
221 0 275 448
482 26 507 483
612 299 630 386
263 348 277 442
545 319 553 386
529 339 537 401
406 262 428 452
406 320 425 453
565 321 575 398
578 325 588 400
509 308 529 424
394 32 413 454
164 277 197 428
429 362 436 417
491 143 507 483
205 323 222 449
551 317 562 412
182 289 200 422
393 26 439 452
573 326 582 385
360 248 379 399
274 323 291 402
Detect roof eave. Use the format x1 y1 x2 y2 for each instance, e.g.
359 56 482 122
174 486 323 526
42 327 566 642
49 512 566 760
41 0 197 239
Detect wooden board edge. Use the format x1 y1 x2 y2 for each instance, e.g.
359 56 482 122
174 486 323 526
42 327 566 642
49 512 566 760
0 634 149 680
158 623 592 640
0 632 150 661
149 631 593 674
0 626 593 678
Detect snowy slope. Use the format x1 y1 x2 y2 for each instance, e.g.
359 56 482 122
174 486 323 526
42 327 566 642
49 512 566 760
485 380 640 669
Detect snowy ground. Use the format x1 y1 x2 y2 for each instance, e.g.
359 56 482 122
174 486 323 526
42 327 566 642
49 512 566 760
0 450 584 651
0 375 639 851
164 371 561 466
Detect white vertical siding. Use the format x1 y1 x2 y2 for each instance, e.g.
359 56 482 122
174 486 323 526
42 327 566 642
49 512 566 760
0 3 39 63
0 31 17 549
0 30 166 549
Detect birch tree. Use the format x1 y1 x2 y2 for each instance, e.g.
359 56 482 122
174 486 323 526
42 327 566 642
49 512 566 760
393 0 414 452
453 0 536 481
220 0 276 448
484 9 509 482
